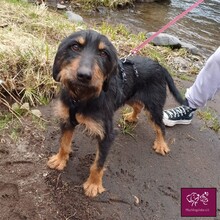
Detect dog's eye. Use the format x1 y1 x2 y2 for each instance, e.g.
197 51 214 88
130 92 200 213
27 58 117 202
71 44 81 52
99 50 108 58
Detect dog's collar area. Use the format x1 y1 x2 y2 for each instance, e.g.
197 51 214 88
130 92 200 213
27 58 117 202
119 58 139 82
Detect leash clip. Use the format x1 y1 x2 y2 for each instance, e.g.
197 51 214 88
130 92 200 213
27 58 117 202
120 51 133 63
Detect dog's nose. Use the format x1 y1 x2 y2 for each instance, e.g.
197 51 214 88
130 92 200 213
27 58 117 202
77 67 92 82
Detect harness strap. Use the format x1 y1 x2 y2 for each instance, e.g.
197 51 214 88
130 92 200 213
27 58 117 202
69 99 79 126
118 59 127 83
120 58 139 78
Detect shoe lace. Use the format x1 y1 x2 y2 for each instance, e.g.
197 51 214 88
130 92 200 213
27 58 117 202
166 106 190 118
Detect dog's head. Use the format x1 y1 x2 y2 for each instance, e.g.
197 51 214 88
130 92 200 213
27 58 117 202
53 30 118 101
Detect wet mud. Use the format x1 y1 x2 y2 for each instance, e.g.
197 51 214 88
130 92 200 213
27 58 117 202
0 80 220 220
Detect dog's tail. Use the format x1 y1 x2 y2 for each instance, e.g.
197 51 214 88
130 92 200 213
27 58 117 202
164 68 184 105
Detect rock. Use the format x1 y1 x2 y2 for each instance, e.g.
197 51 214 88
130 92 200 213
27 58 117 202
146 32 200 55
12 103 20 112
96 6 108 14
172 57 189 67
20 102 30 111
172 57 191 73
66 11 83 23
180 42 200 55
57 3 67 9
31 109 42 118
146 32 182 47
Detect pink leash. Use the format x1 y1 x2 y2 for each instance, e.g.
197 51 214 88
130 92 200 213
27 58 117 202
130 0 205 55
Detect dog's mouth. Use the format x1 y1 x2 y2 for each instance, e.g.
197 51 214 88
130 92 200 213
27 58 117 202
67 80 100 101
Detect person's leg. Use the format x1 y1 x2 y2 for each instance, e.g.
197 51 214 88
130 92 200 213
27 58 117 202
163 47 220 126
186 47 220 109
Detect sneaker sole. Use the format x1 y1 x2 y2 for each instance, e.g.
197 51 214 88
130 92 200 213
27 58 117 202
163 118 192 127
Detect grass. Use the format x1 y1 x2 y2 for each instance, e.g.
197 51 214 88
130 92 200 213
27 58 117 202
0 113 13 131
117 107 137 137
0 1 76 106
118 117 137 137
197 108 220 132
75 0 134 9
178 74 195 82
0 111 22 140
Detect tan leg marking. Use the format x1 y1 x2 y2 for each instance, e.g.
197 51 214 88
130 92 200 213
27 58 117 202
47 129 74 170
54 100 69 120
76 113 105 139
83 151 105 197
145 111 170 155
152 125 170 155
123 102 144 123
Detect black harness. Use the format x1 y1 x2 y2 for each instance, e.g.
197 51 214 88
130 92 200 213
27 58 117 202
69 99 80 127
119 58 139 83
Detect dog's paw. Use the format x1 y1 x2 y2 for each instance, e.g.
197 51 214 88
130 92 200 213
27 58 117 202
153 141 170 155
83 180 105 197
123 112 138 123
47 154 68 170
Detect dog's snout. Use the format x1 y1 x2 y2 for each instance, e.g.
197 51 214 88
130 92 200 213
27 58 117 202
77 67 92 82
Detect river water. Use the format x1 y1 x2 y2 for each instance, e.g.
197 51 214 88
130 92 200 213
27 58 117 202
88 0 220 57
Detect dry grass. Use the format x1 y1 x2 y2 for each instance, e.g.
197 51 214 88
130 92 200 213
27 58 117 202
0 0 86 108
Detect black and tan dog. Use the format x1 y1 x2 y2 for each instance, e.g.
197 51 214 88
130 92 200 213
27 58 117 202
47 29 184 197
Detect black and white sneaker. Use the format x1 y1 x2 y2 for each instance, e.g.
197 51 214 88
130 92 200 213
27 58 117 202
163 105 196 127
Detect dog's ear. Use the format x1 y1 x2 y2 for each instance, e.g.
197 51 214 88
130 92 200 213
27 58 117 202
102 45 119 92
52 36 70 82
102 62 118 92
52 54 62 82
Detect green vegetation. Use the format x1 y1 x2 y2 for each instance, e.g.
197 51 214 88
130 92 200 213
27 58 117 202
0 0 78 108
75 0 134 9
0 113 13 131
118 117 137 137
118 107 137 137
197 108 220 132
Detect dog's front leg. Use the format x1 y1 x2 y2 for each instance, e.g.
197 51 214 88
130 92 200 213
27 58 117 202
83 122 114 197
47 122 75 170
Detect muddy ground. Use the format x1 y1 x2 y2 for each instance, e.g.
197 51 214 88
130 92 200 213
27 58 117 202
0 78 220 220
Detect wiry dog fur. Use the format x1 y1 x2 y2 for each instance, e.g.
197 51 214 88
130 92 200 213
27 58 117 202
47 30 184 197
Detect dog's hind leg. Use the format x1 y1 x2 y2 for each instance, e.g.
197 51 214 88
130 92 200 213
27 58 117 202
123 101 144 123
83 123 114 197
145 110 170 155
47 122 74 170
